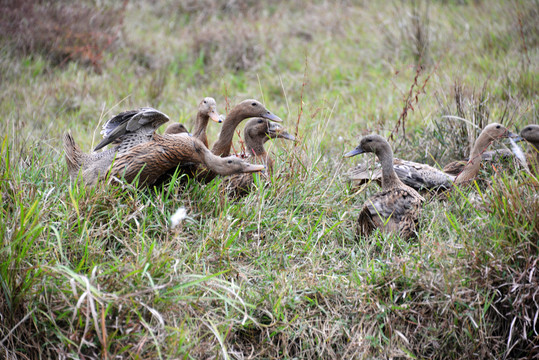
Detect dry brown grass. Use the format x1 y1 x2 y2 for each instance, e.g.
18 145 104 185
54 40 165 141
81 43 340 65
0 0 125 71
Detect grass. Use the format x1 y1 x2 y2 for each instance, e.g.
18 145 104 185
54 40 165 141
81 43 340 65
1 0 538 358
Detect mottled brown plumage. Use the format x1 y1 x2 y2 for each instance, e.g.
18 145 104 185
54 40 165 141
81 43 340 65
224 118 295 196
347 123 518 191
109 133 265 186
344 135 425 239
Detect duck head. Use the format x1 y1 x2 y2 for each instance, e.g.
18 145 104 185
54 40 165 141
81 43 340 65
199 97 222 123
481 123 520 142
217 157 265 175
344 134 391 157
245 118 295 142
164 123 190 135
227 99 282 123
520 124 539 146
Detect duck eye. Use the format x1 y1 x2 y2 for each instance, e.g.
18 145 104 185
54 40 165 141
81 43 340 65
228 160 232 164
203 100 207 104
496 125 500 129
366 139 372 142
251 102 257 107
258 119 263 123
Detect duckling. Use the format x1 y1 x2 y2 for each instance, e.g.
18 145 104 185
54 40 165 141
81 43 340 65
347 123 518 191
64 108 170 181
163 97 222 146
224 118 295 195
344 135 425 239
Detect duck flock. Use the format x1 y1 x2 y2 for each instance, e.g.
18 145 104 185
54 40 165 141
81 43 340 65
64 98 539 239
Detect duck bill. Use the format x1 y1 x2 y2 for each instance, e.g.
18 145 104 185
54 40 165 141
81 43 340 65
209 109 222 123
243 164 265 173
269 122 295 141
507 131 524 142
276 131 295 141
263 111 282 122
344 146 365 158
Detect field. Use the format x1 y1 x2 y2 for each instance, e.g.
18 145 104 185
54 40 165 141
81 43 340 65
1 0 538 358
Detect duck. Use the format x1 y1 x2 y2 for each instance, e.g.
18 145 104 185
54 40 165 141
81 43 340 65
224 118 295 196
109 133 265 186
520 124 539 173
65 108 265 187
211 99 282 157
163 97 222 146
344 135 425 239
442 149 514 175
64 107 170 181
163 123 189 135
173 99 283 182
347 123 518 191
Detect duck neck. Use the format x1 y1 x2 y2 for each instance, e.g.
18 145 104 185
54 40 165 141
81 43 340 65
529 142 539 173
211 106 245 157
201 148 236 175
245 133 267 158
456 131 494 183
192 112 209 147
377 145 401 189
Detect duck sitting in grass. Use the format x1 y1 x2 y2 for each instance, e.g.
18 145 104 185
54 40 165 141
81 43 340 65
64 107 171 183
224 117 295 196
347 123 519 192
65 106 264 187
344 135 425 240
109 133 265 187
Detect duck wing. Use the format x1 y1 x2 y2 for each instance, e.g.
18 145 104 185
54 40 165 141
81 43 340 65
94 108 170 151
348 159 454 191
392 158 455 191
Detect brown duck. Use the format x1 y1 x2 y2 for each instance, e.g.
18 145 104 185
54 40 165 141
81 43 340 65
347 123 518 191
211 99 282 157
109 133 265 186
344 135 425 239
64 107 170 182
173 99 282 182
163 97 221 146
224 118 295 195
65 109 264 186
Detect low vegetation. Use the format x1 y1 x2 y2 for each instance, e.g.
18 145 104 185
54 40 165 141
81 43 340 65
1 0 537 358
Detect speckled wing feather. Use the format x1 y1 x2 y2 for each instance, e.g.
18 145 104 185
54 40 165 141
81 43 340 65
357 187 423 239
347 163 382 185
392 159 454 191
94 108 170 151
348 159 454 191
